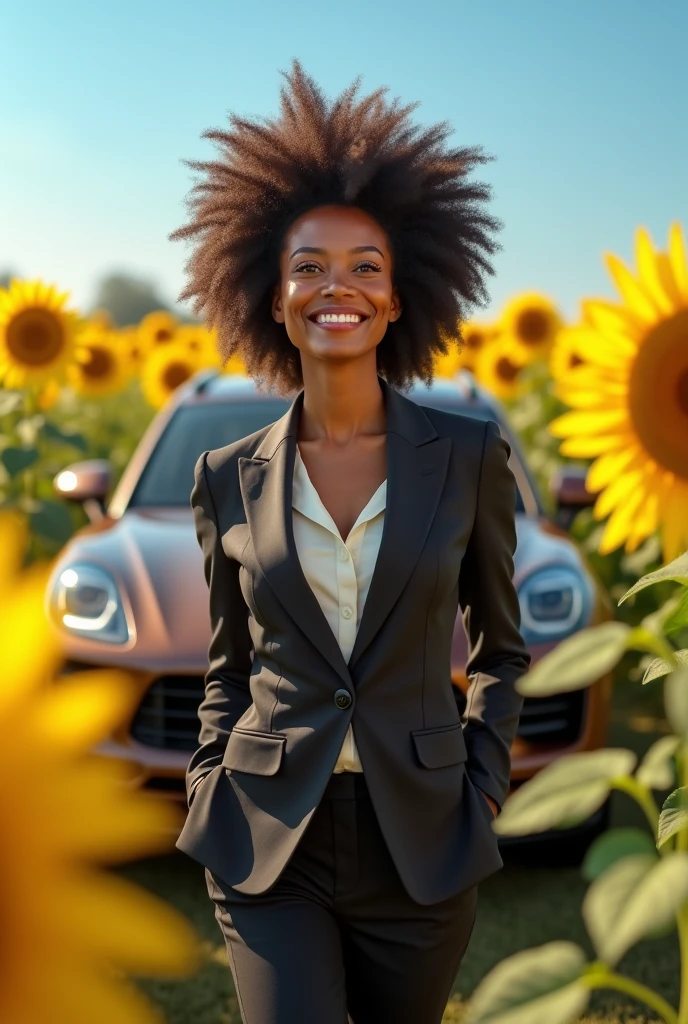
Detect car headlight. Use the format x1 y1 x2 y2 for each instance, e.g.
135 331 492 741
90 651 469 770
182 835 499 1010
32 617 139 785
518 566 591 641
49 563 131 644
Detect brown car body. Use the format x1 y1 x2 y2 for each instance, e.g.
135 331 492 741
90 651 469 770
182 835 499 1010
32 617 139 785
46 371 612 841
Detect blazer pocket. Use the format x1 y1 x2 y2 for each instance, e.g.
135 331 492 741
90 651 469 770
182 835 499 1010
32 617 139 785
411 722 468 769
221 727 286 776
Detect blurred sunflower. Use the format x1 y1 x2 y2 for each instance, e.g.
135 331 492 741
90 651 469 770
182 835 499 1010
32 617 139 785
0 279 81 388
220 352 247 376
115 325 150 376
459 321 499 370
433 339 463 378
0 511 198 1024
37 378 63 411
550 222 688 561
138 311 178 349
141 342 202 408
68 327 130 397
177 324 221 367
499 292 563 362
474 338 527 399
549 323 587 381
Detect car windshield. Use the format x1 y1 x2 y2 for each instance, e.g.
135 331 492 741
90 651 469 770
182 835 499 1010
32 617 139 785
129 396 526 511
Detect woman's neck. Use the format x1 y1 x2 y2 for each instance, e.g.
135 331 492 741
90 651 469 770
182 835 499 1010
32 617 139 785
298 358 386 445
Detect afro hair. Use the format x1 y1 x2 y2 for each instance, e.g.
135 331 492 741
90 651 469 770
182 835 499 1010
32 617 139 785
170 59 503 393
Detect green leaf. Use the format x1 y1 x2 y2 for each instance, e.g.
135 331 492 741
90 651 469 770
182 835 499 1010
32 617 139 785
42 420 89 452
29 499 74 544
665 669 688 737
582 828 658 882
637 735 681 789
658 788 688 849
619 551 688 605
494 749 636 836
1 446 40 477
643 650 688 684
0 390 23 416
665 589 688 635
582 851 688 965
516 622 630 697
463 942 589 1024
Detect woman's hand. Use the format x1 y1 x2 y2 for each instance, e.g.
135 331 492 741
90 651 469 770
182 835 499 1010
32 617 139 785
477 787 499 819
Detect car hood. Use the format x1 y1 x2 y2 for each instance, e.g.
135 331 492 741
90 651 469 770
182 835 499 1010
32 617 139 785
49 507 586 672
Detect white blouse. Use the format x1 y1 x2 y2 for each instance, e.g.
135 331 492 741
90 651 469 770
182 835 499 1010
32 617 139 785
292 446 386 773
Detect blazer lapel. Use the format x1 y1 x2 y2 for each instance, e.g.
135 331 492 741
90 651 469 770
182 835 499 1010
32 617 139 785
238 393 352 687
348 381 451 672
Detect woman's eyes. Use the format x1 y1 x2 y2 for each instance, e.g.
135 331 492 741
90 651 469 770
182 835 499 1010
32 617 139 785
293 260 382 273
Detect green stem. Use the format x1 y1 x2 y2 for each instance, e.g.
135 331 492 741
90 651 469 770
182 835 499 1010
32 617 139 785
611 775 660 836
678 748 688 1023
584 966 678 1024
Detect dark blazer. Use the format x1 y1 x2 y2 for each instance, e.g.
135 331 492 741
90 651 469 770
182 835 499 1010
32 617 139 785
175 377 530 905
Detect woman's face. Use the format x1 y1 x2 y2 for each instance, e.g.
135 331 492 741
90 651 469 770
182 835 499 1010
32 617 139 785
272 204 401 369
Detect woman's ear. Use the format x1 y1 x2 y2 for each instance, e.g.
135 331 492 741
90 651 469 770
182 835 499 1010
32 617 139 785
388 288 402 323
272 285 285 324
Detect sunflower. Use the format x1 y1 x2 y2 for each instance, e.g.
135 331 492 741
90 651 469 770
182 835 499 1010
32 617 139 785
0 280 81 388
141 342 202 408
549 323 587 381
219 352 247 376
67 326 130 397
0 511 198 1023
177 324 221 367
550 222 688 561
499 292 563 362
474 337 527 399
138 310 178 349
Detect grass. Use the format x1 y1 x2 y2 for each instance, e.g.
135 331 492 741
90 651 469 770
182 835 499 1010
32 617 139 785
118 679 677 1024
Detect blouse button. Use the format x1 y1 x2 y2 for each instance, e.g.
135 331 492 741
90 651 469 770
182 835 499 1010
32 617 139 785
339 545 349 562
341 605 353 619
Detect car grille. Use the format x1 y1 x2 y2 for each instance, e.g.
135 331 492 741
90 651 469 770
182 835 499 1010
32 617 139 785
516 691 586 744
132 676 587 752
131 675 205 751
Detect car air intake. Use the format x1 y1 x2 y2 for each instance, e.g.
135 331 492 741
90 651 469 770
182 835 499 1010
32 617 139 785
516 691 586 744
131 675 205 751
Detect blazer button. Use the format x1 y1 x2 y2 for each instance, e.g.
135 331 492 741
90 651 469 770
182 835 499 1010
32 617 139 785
334 688 352 710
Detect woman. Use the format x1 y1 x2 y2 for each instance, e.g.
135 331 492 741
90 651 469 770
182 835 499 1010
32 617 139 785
173 61 530 1024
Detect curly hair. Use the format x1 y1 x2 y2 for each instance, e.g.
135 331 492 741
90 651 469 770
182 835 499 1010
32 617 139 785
170 59 502 393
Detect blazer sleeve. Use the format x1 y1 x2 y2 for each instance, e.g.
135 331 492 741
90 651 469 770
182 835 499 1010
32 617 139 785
186 450 253 807
458 419 530 812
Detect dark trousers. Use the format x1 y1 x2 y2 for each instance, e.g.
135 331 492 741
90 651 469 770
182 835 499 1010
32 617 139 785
205 770 479 1024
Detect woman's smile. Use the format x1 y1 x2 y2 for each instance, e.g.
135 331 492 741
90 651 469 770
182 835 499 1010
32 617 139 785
307 305 371 331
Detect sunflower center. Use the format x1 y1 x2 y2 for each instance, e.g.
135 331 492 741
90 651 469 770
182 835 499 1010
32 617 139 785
496 356 520 382
517 310 549 345
163 362 191 390
6 309 65 366
628 309 688 480
464 329 485 350
155 328 174 343
82 346 114 379
569 352 584 369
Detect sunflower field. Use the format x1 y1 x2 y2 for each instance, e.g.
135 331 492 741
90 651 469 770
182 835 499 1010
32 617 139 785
1 221 687 598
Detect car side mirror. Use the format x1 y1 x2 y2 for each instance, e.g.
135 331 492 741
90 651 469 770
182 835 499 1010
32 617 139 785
550 465 595 531
53 459 113 523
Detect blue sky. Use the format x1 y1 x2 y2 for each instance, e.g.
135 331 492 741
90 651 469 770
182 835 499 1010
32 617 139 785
2 0 686 323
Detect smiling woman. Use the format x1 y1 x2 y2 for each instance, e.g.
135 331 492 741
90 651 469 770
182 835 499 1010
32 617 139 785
171 59 529 1024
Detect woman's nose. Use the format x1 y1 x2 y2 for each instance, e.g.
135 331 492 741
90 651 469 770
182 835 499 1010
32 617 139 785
321 273 356 297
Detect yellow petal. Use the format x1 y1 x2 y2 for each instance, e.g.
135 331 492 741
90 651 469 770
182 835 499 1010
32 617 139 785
661 482 688 563
30 671 142 752
574 331 634 374
593 468 645 519
549 408 630 437
59 869 199 975
624 490 659 550
668 222 688 299
634 227 675 315
604 251 659 322
559 434 628 458
586 446 644 492
655 252 685 308
0 510 29 596
598 487 646 553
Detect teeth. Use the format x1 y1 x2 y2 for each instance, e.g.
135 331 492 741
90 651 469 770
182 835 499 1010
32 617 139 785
315 313 362 323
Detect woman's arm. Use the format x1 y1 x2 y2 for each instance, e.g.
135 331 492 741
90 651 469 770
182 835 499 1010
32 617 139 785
186 450 253 806
458 419 531 813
